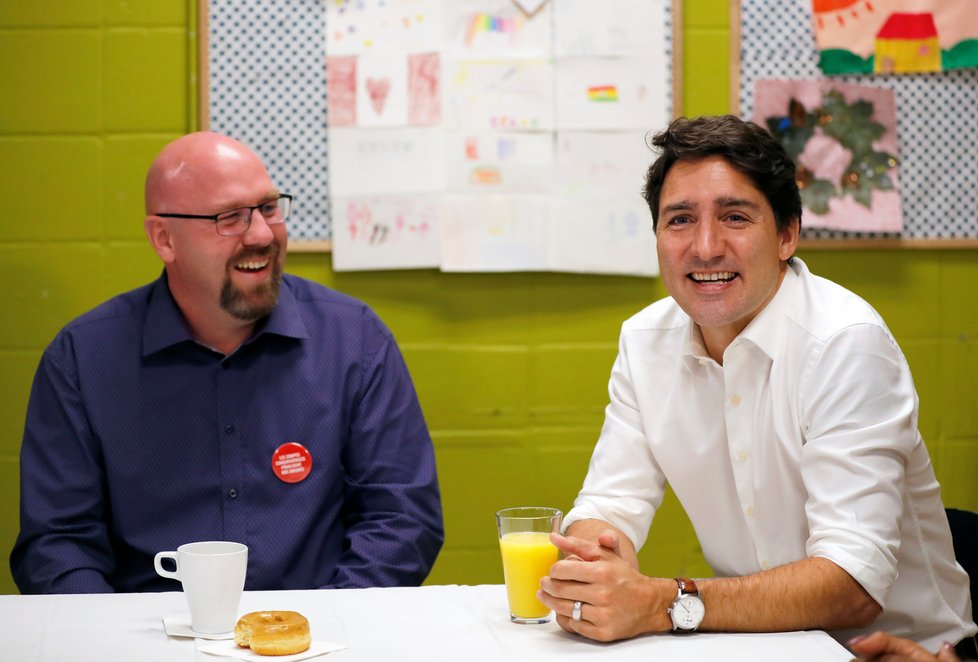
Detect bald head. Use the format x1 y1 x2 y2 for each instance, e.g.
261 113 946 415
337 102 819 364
145 132 272 216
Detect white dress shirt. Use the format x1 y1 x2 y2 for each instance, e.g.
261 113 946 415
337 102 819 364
565 258 976 649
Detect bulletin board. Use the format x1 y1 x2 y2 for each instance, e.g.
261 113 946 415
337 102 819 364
199 0 683 271
731 0 978 248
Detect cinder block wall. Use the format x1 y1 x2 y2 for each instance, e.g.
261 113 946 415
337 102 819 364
1 0 975 595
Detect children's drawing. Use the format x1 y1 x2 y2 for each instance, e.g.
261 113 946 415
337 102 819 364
326 56 358 126
326 0 442 55
554 131 655 197
356 55 409 126
441 194 550 271
444 0 552 56
444 58 555 130
754 79 902 233
327 127 445 195
446 131 553 192
811 0 978 74
331 195 442 271
548 198 658 276
555 58 667 130
407 52 441 125
554 0 666 57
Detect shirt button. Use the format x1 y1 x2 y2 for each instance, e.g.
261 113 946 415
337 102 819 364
737 450 749 462
228 489 238 499
730 394 742 407
224 424 234 434
745 505 754 518
760 559 770 570
698 358 711 366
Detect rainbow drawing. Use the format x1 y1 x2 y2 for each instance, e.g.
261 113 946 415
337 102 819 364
465 13 520 46
587 85 619 102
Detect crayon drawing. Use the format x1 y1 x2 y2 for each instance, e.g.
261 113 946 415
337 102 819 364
446 131 553 192
332 195 442 270
444 0 552 56
407 52 442 125
326 0 441 55
326 56 357 126
444 58 555 130
554 0 666 57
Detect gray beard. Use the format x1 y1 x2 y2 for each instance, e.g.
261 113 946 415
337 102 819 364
219 261 283 321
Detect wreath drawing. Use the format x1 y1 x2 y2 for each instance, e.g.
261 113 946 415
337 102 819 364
766 90 899 215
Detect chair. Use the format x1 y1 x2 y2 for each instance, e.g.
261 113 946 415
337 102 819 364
946 508 978 625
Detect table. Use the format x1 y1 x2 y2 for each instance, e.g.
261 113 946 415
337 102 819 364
0 584 853 661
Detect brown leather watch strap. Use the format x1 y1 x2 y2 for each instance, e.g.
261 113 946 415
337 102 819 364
676 577 699 596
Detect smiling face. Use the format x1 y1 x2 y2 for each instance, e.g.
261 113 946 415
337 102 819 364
655 156 799 360
144 133 289 345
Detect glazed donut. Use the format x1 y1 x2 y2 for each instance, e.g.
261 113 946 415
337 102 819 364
234 611 311 656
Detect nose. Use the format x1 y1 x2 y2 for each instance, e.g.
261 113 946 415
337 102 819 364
241 207 274 246
691 220 725 261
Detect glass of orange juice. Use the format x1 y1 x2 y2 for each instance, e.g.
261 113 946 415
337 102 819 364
495 506 562 624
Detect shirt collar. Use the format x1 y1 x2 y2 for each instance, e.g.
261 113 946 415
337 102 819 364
734 257 803 361
680 258 805 366
142 272 309 358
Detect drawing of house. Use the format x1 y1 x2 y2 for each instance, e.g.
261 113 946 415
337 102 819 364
874 12 941 73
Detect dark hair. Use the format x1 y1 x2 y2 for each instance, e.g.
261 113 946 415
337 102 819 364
642 115 802 232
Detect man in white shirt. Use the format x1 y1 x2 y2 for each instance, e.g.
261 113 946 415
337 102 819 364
537 115 977 656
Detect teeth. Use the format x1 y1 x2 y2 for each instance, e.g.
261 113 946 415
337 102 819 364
236 258 269 271
691 271 735 282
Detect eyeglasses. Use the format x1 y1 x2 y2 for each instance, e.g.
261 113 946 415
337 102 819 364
155 194 293 236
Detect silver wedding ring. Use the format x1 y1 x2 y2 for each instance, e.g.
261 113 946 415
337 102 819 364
571 600 583 622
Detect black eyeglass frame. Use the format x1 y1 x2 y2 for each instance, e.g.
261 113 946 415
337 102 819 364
154 194 293 236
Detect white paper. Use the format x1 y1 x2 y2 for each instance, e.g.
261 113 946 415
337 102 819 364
441 195 550 271
446 130 554 193
554 0 666 56
356 54 410 126
444 58 555 130
554 130 656 197
198 639 347 661
548 197 658 276
331 195 442 271
326 0 442 55
327 127 445 195
555 57 668 130
444 0 552 56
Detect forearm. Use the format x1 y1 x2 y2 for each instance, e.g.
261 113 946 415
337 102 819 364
697 556 881 633
328 513 444 588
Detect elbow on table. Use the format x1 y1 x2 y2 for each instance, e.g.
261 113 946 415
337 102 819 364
840 592 883 630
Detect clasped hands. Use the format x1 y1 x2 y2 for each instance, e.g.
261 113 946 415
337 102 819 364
536 529 673 642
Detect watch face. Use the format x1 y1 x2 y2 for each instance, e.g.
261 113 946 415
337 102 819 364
672 595 705 630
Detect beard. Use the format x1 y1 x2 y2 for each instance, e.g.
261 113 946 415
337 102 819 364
219 246 283 321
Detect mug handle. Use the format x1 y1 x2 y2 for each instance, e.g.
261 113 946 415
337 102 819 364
154 551 180 580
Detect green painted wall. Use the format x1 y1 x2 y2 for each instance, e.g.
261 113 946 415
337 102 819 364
0 0 974 595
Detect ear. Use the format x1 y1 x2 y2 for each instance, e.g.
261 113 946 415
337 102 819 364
778 217 800 261
144 216 176 264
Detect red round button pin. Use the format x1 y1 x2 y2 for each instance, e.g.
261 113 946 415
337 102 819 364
272 442 312 483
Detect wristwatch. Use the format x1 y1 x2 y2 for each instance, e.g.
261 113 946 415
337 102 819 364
668 577 705 631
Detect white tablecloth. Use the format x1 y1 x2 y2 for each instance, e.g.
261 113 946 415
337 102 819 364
0 584 853 661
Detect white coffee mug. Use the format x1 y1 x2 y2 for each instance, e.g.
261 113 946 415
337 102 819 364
154 541 248 634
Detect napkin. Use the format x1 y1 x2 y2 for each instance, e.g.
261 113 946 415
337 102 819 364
198 640 347 661
162 613 234 640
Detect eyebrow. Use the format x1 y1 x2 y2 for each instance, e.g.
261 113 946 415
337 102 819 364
661 197 762 213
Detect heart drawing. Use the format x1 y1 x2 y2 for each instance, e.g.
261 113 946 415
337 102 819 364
366 77 391 116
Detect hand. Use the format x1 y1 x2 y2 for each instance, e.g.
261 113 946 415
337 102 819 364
848 631 961 662
537 532 672 642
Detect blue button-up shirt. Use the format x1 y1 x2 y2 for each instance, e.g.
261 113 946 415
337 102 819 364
12 273 443 593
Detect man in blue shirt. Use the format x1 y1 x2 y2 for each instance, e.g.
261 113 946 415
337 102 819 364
11 132 444 593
